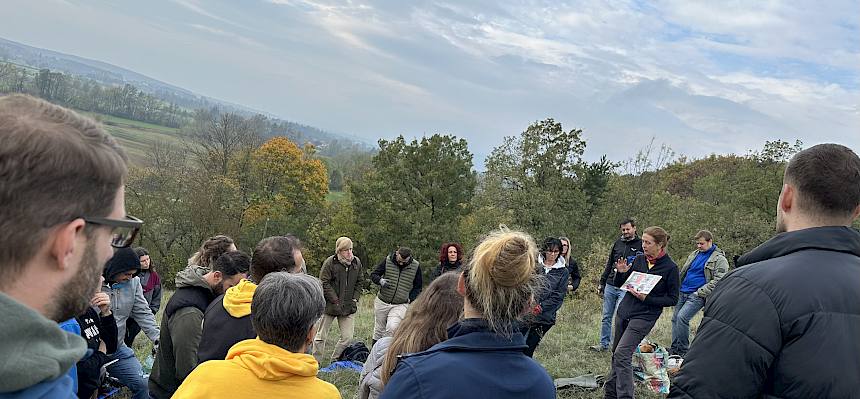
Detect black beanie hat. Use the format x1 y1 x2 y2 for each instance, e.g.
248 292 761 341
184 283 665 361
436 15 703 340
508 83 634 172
104 247 141 282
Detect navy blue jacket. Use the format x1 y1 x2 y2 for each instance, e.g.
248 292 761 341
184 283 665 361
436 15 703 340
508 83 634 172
380 319 555 399
534 262 570 325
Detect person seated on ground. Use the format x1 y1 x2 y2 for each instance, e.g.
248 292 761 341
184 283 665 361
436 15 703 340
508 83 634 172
172 272 341 399
197 235 304 363
429 243 464 281
559 236 582 293
124 247 161 347
148 251 250 399
359 272 463 399
380 227 556 399
102 247 160 399
186 235 237 270
75 276 119 399
0 94 131 399
312 236 366 364
520 237 570 358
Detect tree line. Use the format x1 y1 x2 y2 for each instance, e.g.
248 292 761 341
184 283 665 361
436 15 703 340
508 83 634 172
122 108 822 290
0 61 189 127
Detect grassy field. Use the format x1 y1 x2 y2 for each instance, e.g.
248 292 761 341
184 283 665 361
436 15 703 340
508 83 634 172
129 288 702 398
81 112 186 165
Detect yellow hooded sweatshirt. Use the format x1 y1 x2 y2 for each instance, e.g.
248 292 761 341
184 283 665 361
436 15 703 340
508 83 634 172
223 279 256 317
173 338 341 399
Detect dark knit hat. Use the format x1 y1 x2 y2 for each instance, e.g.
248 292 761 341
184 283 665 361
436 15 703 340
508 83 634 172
103 247 141 281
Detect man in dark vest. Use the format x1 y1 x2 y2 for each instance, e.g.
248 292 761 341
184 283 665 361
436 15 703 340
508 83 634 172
370 247 421 344
148 251 250 398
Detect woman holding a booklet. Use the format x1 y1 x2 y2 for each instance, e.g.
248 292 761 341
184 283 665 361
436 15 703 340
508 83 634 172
604 226 680 399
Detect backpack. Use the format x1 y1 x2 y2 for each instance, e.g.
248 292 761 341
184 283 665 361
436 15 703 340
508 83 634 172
338 341 370 363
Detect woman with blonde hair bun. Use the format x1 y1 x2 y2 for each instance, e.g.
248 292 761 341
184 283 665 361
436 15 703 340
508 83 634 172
379 227 556 399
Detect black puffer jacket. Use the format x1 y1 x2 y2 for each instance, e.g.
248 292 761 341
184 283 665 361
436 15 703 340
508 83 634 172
670 226 860 399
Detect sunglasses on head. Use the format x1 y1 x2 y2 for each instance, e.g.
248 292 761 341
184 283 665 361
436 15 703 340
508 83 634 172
83 215 143 248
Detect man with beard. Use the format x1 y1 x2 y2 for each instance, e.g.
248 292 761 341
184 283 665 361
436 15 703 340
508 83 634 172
149 251 250 398
0 94 136 398
102 247 160 399
670 144 860 398
591 219 643 352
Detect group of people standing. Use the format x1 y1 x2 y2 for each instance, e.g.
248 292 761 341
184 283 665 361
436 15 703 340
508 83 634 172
3 94 860 399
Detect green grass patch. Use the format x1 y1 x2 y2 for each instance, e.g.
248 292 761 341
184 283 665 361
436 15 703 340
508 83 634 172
78 112 186 166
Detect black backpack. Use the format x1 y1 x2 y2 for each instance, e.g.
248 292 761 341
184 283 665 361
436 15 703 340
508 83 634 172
337 341 370 363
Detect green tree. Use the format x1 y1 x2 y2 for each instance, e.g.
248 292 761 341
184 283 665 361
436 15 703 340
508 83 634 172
478 118 590 241
351 134 477 265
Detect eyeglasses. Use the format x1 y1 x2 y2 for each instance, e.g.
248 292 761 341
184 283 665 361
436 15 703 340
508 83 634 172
83 215 143 248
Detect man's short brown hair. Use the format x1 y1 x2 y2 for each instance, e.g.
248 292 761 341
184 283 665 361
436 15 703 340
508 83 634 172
0 95 127 282
694 230 714 242
785 144 860 219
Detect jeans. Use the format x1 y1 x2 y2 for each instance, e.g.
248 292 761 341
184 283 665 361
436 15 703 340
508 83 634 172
604 317 657 399
670 291 705 356
600 285 625 348
107 345 148 399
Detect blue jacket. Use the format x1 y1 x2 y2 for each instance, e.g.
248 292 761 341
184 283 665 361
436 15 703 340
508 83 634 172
0 377 76 399
380 319 555 399
534 256 570 325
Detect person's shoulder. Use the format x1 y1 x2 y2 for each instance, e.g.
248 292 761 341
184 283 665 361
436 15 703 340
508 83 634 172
314 377 342 399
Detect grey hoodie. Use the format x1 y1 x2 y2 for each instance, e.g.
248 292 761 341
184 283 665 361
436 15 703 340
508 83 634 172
102 276 159 347
0 292 87 393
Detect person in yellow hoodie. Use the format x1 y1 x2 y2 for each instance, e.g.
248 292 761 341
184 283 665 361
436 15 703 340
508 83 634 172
174 272 341 399
197 235 305 363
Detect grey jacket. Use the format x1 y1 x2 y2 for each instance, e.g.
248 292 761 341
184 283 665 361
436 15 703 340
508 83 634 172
678 247 729 298
102 276 160 347
358 337 392 399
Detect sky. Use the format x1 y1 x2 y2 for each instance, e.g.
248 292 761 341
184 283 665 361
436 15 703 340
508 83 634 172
3 0 859 166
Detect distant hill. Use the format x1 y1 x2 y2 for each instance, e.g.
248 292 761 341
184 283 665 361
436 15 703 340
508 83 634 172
0 37 369 147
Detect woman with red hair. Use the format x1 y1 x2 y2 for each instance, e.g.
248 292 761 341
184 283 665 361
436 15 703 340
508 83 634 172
430 242 464 281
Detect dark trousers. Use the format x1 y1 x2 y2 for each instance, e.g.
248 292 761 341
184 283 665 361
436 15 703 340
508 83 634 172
520 322 554 358
125 318 141 347
604 317 657 399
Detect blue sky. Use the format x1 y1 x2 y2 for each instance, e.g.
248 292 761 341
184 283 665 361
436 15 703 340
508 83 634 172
3 0 858 165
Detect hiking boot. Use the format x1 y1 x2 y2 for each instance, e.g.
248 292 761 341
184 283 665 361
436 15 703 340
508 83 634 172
589 344 608 352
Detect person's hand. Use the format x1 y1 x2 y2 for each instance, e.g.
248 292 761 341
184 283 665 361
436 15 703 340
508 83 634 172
91 292 111 316
532 303 542 315
379 278 388 287
597 285 605 296
627 286 647 301
615 257 631 273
